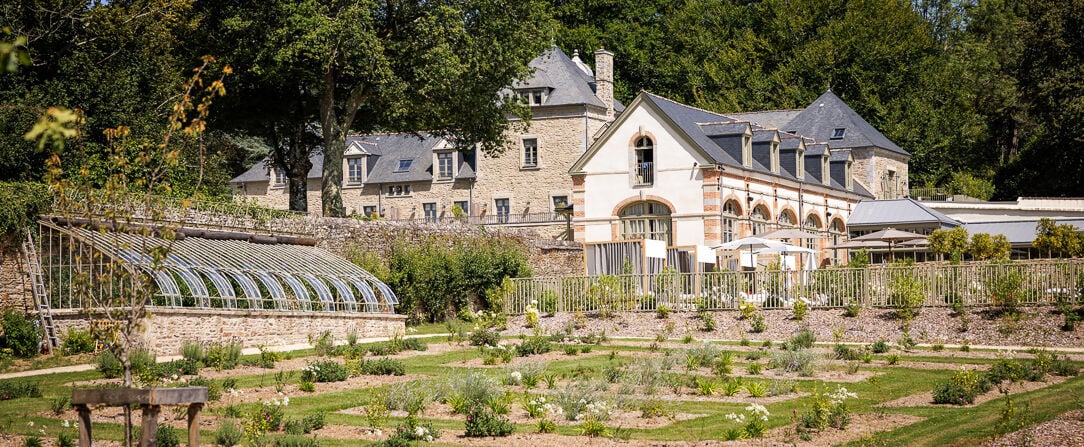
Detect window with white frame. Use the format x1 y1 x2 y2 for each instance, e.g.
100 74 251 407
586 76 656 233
778 210 796 227
347 157 364 184
804 214 822 249
495 198 510 223
387 184 412 196
619 201 672 244
436 152 454 180
423 202 437 222
722 200 741 243
633 136 654 185
395 159 413 172
751 205 770 235
831 128 846 139
522 138 538 168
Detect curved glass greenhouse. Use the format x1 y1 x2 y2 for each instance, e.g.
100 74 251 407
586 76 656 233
38 221 397 313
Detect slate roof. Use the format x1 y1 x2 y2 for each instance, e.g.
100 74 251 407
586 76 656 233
847 198 961 228
783 90 908 156
728 109 803 130
640 92 873 198
511 47 625 112
230 152 322 184
230 133 476 185
963 220 1084 246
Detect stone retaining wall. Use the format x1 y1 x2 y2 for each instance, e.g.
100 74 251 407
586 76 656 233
51 308 406 356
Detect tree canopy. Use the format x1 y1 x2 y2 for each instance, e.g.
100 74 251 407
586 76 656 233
2 0 1082 202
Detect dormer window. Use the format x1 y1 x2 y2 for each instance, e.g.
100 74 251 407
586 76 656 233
436 152 454 180
519 89 546 106
831 128 846 139
742 135 752 167
347 157 365 184
395 159 412 172
633 136 654 185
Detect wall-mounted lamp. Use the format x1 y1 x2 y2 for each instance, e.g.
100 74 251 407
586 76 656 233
826 211 833 217
747 196 754 203
693 161 699 168
525 201 531 207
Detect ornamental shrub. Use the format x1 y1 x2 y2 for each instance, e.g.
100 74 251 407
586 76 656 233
464 405 515 437
61 327 96 355
932 369 990 405
1 311 41 358
348 234 530 323
301 360 350 383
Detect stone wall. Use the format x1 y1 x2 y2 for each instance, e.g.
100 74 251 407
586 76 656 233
51 308 406 356
0 243 30 313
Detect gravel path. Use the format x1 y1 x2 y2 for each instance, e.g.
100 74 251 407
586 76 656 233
983 410 1084 447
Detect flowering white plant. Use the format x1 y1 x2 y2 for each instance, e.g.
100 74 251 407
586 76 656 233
745 403 769 422
827 385 858 405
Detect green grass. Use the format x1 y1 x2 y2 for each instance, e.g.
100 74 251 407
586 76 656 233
2 337 1082 446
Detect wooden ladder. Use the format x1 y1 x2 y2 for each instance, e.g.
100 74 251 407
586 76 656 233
22 229 59 353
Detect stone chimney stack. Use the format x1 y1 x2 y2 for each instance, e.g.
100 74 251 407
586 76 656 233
593 47 615 120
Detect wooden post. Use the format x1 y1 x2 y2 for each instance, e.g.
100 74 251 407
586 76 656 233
139 405 160 447
187 403 203 447
75 404 92 447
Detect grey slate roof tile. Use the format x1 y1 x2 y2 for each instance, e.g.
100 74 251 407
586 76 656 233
848 198 962 228
783 90 908 156
641 92 872 199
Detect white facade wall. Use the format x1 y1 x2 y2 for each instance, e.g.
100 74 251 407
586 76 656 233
580 105 712 246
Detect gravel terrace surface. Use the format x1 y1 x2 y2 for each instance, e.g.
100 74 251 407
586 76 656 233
983 410 1084 447
505 306 1084 348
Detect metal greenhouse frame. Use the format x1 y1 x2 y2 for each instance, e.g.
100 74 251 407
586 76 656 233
37 220 397 313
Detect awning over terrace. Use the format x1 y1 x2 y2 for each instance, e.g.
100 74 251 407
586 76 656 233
39 221 396 313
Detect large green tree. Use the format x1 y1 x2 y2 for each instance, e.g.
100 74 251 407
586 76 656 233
204 0 553 216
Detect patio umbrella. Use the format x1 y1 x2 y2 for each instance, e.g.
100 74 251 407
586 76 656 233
851 228 928 259
755 244 817 254
757 228 824 241
711 237 784 270
828 240 890 249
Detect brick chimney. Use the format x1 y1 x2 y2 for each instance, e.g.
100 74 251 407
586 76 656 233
593 47 615 120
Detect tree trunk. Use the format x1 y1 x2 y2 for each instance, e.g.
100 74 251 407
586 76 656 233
288 175 307 212
320 127 346 217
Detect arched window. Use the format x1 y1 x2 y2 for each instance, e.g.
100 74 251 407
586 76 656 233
633 136 654 185
804 214 822 249
778 210 796 227
722 200 742 243
619 200 671 244
830 218 846 261
751 205 770 235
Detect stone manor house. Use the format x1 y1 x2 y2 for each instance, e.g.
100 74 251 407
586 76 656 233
232 48 909 265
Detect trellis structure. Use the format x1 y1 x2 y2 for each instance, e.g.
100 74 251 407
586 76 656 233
37 220 397 313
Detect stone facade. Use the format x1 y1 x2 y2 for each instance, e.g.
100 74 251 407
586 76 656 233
50 308 405 356
852 147 909 200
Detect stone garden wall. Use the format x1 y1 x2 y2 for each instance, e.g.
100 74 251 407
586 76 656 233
50 308 406 356
0 243 31 314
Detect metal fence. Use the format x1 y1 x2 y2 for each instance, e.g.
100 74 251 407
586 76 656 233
503 260 1084 314
388 211 568 226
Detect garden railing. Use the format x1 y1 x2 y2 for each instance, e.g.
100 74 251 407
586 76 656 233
502 259 1084 315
